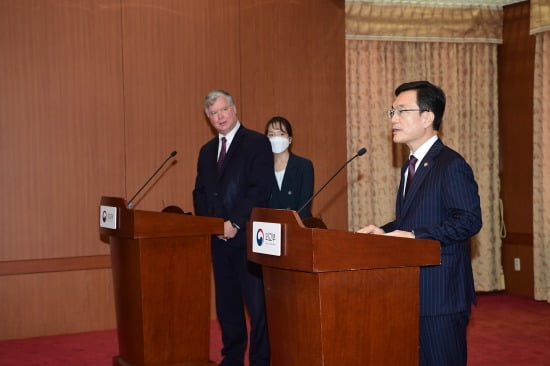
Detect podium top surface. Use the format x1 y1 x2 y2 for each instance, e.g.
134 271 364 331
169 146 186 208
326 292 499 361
247 208 440 273
99 196 223 239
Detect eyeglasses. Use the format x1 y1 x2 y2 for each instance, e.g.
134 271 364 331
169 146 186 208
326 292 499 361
387 108 427 119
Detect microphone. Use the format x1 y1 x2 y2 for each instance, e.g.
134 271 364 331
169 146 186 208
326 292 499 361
127 150 178 208
297 147 367 215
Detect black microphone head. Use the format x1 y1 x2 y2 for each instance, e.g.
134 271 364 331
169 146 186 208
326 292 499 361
357 147 367 156
170 150 178 157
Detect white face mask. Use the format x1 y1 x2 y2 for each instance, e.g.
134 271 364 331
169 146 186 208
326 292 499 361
269 136 290 154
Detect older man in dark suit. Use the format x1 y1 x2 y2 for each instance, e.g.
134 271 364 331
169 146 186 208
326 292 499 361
193 90 273 366
359 81 482 366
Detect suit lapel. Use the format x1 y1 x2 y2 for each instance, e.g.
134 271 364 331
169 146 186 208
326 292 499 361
399 139 444 218
280 153 297 192
205 137 219 176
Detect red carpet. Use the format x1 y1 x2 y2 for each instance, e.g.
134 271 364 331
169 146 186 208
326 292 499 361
468 292 550 365
0 293 548 365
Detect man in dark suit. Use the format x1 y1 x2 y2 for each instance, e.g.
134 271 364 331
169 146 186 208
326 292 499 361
359 81 482 366
193 90 273 366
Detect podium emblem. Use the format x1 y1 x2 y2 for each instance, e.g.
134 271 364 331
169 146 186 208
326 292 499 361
256 229 264 246
100 205 118 229
252 221 281 256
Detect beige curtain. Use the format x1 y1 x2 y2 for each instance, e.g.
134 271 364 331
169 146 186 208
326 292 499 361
346 3 504 291
532 1 550 302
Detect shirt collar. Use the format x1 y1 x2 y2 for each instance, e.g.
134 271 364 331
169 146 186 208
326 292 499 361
410 135 438 164
219 121 241 148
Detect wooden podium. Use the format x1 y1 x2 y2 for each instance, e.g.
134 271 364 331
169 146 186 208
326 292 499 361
99 196 223 366
247 208 440 365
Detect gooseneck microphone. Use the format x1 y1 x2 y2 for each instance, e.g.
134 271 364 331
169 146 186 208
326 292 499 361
127 150 178 208
297 147 367 215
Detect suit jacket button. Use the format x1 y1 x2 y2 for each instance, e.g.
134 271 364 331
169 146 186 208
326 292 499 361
287 190 293 195
213 192 218 197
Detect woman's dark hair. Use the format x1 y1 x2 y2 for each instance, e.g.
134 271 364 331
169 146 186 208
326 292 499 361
265 116 293 138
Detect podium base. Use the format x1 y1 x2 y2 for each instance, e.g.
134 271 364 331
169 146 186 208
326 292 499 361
113 356 217 366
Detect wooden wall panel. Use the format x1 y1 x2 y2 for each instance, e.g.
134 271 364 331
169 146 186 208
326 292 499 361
0 0 123 338
0 269 115 340
0 0 125 260
502 236 534 297
499 1 535 236
499 1 535 296
121 0 241 213
239 0 348 230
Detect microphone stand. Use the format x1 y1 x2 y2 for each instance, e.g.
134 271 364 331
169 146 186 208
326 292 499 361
297 148 366 215
127 150 177 208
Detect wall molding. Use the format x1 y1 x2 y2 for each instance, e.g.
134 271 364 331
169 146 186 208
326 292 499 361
0 255 111 276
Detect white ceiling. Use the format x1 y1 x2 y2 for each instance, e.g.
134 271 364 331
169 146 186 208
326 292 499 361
346 0 525 6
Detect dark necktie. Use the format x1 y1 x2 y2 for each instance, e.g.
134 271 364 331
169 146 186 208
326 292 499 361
405 155 418 195
217 137 227 173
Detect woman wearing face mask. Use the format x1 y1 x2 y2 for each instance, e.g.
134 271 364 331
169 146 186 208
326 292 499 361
265 116 314 219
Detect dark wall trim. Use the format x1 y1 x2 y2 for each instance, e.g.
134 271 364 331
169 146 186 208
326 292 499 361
0 255 111 276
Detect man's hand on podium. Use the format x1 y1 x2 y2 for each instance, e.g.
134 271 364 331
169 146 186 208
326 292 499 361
384 230 415 238
357 225 385 234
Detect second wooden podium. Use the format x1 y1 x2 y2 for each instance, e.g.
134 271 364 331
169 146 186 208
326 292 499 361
247 208 440 365
99 196 223 366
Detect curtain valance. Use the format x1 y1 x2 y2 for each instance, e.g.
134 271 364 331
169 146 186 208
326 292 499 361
346 1 503 43
531 0 550 35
